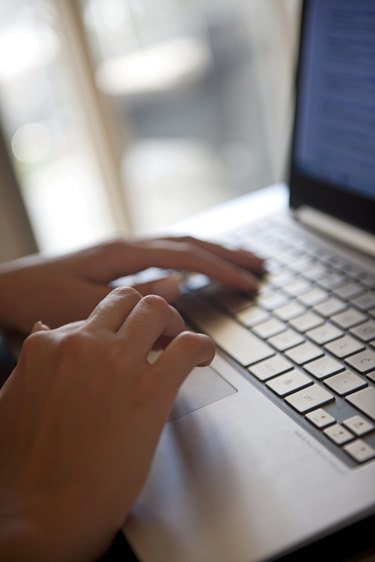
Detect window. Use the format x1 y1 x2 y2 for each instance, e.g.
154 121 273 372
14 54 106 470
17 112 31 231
0 0 300 253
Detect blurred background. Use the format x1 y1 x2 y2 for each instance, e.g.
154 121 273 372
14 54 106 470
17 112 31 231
0 0 301 260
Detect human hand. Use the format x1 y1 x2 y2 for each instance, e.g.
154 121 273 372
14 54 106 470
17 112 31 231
0 287 215 562
0 235 264 334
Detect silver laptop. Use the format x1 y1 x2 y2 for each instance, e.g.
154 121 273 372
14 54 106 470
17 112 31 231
123 1 375 560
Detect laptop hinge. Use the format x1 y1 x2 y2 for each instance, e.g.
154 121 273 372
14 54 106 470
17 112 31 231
295 206 375 259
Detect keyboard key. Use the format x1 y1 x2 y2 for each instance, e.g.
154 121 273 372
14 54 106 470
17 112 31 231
332 308 367 329
353 292 375 311
179 295 274 367
323 424 354 445
359 272 374 289
345 349 375 373
367 371 375 383
285 342 324 365
304 355 344 380
311 249 333 263
274 301 306 321
324 370 367 396
268 329 305 352
344 440 375 463
268 269 294 287
343 263 366 280
290 256 314 273
279 248 305 264
318 271 346 290
350 320 375 343
307 323 343 345
303 263 328 281
249 355 293 381
285 384 334 413
236 306 269 327
329 256 349 272
258 282 275 296
346 387 375 422
253 318 286 339
283 278 311 297
342 415 374 437
258 292 289 310
305 408 335 428
324 335 364 359
266 369 312 397
203 286 254 314
289 311 324 332
314 297 347 317
333 281 365 300
298 288 328 307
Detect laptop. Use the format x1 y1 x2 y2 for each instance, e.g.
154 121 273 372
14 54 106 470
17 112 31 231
122 1 375 560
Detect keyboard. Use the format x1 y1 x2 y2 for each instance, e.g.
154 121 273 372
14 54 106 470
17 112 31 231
179 218 375 467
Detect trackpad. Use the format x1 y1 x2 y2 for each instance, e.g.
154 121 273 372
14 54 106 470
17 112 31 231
169 365 237 421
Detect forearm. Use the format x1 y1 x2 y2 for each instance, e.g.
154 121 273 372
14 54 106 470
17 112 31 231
0 261 29 331
0 510 109 562
0 520 46 562
0 255 53 334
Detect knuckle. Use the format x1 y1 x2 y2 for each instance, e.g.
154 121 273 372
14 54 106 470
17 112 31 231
111 286 142 300
141 293 169 311
22 331 49 354
57 330 92 355
21 329 96 368
54 330 109 370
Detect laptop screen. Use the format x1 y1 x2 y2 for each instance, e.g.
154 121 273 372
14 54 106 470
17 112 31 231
289 0 375 234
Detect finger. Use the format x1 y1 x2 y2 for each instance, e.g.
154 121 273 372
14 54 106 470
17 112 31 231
133 274 183 303
85 287 142 332
152 331 215 395
162 235 266 274
80 238 263 292
143 241 260 292
118 295 186 358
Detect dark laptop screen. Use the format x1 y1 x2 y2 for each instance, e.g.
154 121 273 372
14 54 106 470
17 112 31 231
289 0 375 233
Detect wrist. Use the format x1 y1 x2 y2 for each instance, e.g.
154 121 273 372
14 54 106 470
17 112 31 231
0 494 115 562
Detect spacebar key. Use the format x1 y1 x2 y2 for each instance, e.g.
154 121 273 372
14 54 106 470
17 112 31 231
178 294 274 366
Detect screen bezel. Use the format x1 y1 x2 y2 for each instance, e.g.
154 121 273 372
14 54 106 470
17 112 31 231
288 0 375 235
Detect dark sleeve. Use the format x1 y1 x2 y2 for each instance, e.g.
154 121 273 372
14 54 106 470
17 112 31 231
0 331 17 387
96 531 140 562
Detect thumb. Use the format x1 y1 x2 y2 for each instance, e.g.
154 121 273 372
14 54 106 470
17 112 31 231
133 274 184 303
